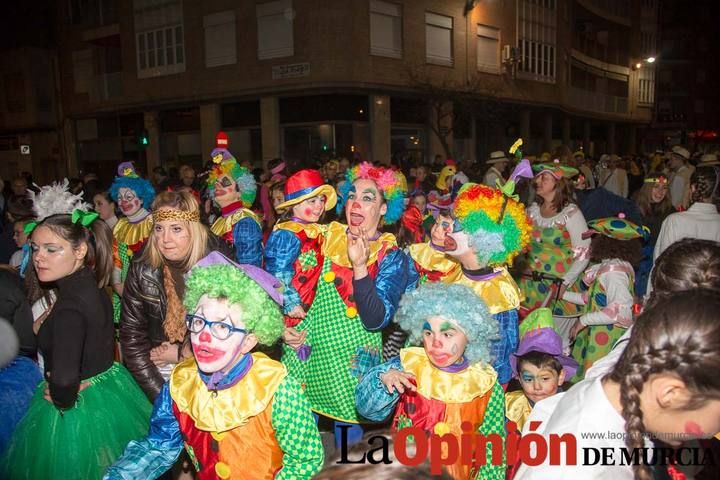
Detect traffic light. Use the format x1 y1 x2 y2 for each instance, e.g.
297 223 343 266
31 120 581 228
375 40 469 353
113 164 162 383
321 144 329 152
138 129 149 149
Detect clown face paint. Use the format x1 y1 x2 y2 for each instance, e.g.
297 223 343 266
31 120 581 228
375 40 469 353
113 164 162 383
117 187 143 217
422 315 468 368
292 195 326 222
190 295 254 374
345 178 387 237
444 228 471 257
642 396 720 446
518 363 565 404
430 214 453 248
214 174 240 208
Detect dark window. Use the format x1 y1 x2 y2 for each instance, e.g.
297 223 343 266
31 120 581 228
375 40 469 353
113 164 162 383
221 101 261 128
161 107 200 133
390 97 427 124
279 95 369 124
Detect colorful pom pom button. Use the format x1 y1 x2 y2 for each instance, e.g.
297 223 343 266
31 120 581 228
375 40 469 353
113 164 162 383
323 271 336 283
211 431 227 441
215 462 231 479
434 422 451 436
346 306 358 318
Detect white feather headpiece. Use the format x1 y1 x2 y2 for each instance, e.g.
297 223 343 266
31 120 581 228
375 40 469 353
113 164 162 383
28 179 91 222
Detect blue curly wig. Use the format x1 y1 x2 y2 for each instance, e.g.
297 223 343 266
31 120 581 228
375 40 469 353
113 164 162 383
395 283 499 365
109 176 156 208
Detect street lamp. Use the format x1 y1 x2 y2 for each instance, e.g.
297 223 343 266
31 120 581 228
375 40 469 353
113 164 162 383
646 56 656 63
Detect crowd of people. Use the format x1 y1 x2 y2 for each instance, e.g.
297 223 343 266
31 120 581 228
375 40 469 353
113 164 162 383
0 135 719 480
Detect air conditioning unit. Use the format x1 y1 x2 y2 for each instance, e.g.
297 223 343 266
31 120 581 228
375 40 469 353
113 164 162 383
502 45 515 62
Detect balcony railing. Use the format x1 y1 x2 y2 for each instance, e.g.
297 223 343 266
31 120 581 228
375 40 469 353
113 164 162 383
565 86 628 114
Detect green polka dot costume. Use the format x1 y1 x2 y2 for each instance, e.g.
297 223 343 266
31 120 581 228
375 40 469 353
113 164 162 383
519 204 585 317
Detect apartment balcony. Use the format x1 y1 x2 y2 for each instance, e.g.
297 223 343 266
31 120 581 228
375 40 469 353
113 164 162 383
576 0 631 26
565 86 628 115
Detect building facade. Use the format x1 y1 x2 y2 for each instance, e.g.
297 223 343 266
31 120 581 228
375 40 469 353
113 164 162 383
5 0 660 183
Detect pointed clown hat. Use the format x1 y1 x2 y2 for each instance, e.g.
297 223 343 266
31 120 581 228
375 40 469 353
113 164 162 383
206 131 256 208
511 308 578 379
585 213 649 241
183 251 284 346
275 169 337 211
451 160 533 267
337 162 407 224
109 161 155 208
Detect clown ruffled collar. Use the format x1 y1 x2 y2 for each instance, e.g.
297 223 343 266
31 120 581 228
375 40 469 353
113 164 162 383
170 353 287 431
400 347 496 403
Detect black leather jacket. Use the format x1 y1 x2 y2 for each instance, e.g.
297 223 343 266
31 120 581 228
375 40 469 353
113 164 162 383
120 235 232 401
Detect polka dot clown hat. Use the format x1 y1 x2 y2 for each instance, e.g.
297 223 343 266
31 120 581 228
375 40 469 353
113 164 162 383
586 213 649 241
532 159 579 179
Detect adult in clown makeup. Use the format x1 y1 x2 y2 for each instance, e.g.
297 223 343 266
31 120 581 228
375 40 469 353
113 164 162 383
108 162 155 325
206 132 263 266
356 283 506 480
442 170 532 386
280 162 411 450
106 252 324 480
517 160 590 353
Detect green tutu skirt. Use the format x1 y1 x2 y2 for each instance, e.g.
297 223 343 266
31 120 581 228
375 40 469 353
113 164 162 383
1 362 151 480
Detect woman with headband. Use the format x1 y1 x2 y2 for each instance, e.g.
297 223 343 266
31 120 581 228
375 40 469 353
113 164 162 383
120 191 230 402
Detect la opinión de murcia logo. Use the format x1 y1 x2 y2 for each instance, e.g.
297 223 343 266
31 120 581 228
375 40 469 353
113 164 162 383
335 422 716 475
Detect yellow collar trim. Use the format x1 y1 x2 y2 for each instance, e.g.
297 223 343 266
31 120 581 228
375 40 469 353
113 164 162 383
169 353 287 432
450 267 523 314
322 221 397 268
505 390 532 431
274 221 326 239
210 209 261 237
400 347 497 403
113 215 153 247
408 243 462 276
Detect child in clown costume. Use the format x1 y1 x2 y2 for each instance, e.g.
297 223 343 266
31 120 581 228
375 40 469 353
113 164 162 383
282 162 410 448
407 208 462 286
109 161 155 324
505 308 578 433
104 252 324 479
207 132 263 266
563 215 645 381
356 283 506 480
265 169 337 361
441 161 533 385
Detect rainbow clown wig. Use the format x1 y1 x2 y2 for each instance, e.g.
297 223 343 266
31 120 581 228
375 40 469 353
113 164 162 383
183 262 284 346
395 283 499 365
206 148 257 208
452 182 532 267
109 162 155 208
337 162 407 224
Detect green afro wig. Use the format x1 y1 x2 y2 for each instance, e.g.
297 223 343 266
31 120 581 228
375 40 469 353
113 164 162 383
183 264 284 346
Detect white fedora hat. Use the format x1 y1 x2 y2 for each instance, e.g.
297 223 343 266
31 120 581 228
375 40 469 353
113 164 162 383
488 151 510 164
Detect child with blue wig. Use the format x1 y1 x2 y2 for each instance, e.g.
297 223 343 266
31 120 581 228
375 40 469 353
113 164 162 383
356 283 506 480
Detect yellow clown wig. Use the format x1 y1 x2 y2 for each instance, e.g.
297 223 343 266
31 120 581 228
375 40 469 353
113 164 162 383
452 183 532 267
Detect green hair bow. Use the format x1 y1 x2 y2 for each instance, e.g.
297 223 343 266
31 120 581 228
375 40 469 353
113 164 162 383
23 221 38 235
71 209 99 227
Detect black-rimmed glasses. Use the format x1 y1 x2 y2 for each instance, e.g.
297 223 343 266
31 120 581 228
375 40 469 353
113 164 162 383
185 314 247 341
